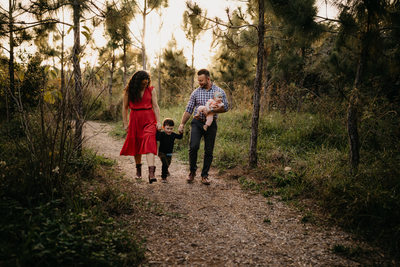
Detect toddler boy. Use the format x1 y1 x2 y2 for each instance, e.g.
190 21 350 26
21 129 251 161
156 118 183 182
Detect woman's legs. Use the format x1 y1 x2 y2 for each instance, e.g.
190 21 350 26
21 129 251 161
134 154 142 164
146 153 155 166
134 154 142 178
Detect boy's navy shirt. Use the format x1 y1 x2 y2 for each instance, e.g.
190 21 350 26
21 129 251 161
156 131 183 155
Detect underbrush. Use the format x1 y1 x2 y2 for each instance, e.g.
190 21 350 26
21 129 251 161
110 103 399 260
217 109 399 260
0 119 144 266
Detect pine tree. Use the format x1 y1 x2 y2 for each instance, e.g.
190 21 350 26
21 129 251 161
159 36 192 104
182 1 209 89
329 0 399 173
134 0 168 70
0 0 34 119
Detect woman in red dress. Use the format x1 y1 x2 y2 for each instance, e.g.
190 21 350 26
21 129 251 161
120 71 161 183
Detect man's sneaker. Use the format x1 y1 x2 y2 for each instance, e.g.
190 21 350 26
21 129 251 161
201 176 210 185
187 172 195 183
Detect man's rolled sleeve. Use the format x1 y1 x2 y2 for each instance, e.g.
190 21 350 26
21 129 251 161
221 90 229 112
185 91 196 114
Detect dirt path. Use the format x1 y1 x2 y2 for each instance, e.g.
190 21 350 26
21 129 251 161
84 121 383 266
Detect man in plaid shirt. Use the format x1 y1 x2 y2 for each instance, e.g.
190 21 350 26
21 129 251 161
178 69 229 185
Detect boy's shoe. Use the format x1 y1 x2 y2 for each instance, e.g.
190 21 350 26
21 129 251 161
201 176 210 185
161 177 167 183
187 171 195 183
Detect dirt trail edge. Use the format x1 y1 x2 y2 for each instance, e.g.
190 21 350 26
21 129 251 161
84 121 382 266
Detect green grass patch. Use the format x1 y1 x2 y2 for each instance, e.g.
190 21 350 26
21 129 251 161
0 120 145 266
110 104 400 259
217 109 399 259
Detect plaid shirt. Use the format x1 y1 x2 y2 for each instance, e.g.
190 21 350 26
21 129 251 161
185 83 229 121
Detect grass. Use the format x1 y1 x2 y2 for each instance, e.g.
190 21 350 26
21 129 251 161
110 104 400 261
0 119 145 266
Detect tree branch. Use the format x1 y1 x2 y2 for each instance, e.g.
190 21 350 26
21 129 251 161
1 20 72 34
12 19 72 27
0 45 10 53
315 15 341 23
202 14 257 30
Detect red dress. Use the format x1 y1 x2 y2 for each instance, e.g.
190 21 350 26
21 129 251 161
120 86 157 156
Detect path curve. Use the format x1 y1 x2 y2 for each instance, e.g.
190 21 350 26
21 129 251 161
84 121 377 266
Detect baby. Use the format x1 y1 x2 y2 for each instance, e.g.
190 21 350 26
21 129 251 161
194 91 224 131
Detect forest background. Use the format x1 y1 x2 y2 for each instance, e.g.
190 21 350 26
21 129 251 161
0 0 399 265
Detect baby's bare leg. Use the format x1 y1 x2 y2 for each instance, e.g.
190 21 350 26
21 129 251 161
203 113 214 131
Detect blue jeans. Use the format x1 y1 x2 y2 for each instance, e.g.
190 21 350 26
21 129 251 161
189 118 217 178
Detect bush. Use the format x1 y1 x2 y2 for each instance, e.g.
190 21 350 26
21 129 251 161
0 196 144 266
211 107 399 258
0 118 145 266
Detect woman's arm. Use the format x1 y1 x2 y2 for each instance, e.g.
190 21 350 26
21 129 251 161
151 88 162 130
122 91 129 132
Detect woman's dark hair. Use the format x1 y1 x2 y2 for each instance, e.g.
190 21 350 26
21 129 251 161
125 70 150 103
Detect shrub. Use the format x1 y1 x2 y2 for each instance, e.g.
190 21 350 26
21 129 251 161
0 114 145 265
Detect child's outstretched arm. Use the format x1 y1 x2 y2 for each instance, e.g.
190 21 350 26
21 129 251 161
175 132 183 139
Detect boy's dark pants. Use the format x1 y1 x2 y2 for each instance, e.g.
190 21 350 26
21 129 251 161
189 118 217 178
158 152 172 178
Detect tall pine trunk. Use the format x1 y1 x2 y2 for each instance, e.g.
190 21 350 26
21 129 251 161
347 57 363 175
72 0 83 156
123 40 127 87
249 0 265 168
261 43 270 114
8 0 15 120
347 12 370 175
109 50 115 106
59 21 67 169
191 40 195 89
141 0 147 70
158 53 161 101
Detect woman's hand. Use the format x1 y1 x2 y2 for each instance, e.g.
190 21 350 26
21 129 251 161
124 123 129 133
156 122 162 130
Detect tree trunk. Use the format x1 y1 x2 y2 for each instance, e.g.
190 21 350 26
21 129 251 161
109 50 115 106
347 57 362 175
191 40 195 89
279 83 287 114
59 21 67 169
347 97 359 174
8 0 15 102
123 40 127 87
249 0 265 168
158 53 161 101
72 0 83 156
61 24 65 95
261 43 270 115
347 12 370 174
142 0 147 70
